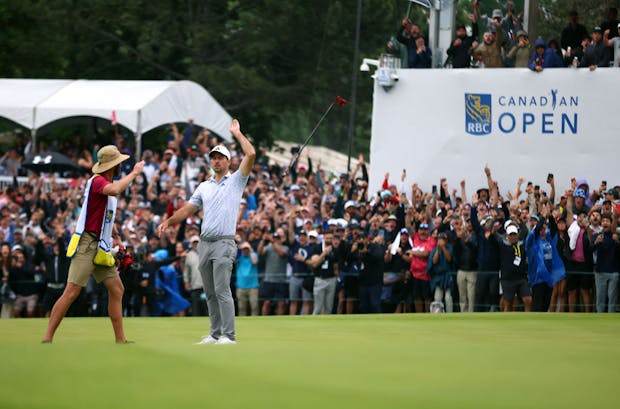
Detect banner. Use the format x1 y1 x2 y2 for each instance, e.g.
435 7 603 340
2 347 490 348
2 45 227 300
369 68 620 200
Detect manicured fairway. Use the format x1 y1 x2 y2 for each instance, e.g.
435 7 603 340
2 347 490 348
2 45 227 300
0 314 618 409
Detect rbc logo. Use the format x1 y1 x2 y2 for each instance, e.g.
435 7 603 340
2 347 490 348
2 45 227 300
465 93 492 135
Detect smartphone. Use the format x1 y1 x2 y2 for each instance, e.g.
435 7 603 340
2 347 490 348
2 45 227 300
602 180 607 186
527 181 533 186
432 185 437 194
535 185 540 191
547 173 553 183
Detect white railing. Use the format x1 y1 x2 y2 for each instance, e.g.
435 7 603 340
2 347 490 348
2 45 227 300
0 175 73 191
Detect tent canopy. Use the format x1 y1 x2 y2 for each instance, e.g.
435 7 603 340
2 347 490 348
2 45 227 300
0 79 232 149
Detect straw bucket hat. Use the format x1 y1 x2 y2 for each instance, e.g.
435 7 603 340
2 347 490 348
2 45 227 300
92 145 130 173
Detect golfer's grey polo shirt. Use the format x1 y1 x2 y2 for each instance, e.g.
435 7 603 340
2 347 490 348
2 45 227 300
189 170 248 239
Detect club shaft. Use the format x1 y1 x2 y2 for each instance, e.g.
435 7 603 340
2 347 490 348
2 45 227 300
289 101 335 169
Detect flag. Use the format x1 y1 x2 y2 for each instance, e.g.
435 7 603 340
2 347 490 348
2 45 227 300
110 110 117 126
334 96 347 106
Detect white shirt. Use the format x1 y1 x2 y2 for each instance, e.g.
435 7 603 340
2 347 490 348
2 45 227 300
189 170 248 238
612 37 620 67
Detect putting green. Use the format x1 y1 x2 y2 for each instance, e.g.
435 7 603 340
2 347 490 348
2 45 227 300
0 314 618 409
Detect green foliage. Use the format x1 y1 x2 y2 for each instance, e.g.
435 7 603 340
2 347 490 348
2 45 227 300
0 0 407 156
538 0 620 41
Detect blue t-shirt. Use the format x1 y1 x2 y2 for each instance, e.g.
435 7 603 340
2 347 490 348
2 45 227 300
236 253 259 289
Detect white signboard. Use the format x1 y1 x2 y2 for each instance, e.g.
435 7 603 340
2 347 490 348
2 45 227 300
369 68 620 200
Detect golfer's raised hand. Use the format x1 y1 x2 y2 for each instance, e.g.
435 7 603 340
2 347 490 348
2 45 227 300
229 119 241 135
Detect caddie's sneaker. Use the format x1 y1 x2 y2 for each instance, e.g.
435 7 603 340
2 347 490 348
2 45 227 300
195 335 218 345
216 336 236 345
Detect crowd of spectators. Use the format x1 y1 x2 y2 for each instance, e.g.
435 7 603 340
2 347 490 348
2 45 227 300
387 1 620 70
1 119 619 318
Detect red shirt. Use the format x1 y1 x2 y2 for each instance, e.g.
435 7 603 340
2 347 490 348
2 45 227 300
409 233 436 281
84 176 111 236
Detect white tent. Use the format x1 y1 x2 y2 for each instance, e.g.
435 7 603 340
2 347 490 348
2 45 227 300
0 79 232 157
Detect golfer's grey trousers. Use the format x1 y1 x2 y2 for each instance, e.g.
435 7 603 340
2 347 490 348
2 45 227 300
198 239 237 340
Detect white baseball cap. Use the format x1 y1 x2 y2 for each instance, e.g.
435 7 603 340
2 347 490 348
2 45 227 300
308 230 319 239
506 225 519 235
209 145 231 160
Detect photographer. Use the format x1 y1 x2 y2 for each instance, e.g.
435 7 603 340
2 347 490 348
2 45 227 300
9 248 40 317
258 229 289 316
288 216 315 315
307 231 338 315
356 233 385 314
132 249 179 316
36 232 70 318
117 243 137 316
428 232 455 312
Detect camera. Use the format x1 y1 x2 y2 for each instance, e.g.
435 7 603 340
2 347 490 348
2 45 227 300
357 242 365 250
130 252 144 271
290 146 300 155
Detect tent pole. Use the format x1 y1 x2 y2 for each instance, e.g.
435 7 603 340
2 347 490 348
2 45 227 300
31 107 37 154
135 110 142 160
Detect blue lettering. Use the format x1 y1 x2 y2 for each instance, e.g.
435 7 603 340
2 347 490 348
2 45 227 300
499 96 506 106
529 97 537 106
523 113 535 133
570 96 579 106
508 97 516 106
542 113 553 134
561 113 578 134
540 96 548 106
559 97 567 107
499 113 516 133
518 96 526 106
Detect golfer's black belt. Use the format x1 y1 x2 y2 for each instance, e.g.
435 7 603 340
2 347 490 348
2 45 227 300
201 235 235 242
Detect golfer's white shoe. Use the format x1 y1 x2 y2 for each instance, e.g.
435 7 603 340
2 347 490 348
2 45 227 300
195 335 218 345
216 336 237 345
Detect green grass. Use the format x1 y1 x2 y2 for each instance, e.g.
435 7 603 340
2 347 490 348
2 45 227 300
0 314 619 409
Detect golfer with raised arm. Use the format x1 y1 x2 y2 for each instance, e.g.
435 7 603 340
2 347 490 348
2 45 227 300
157 119 254 345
